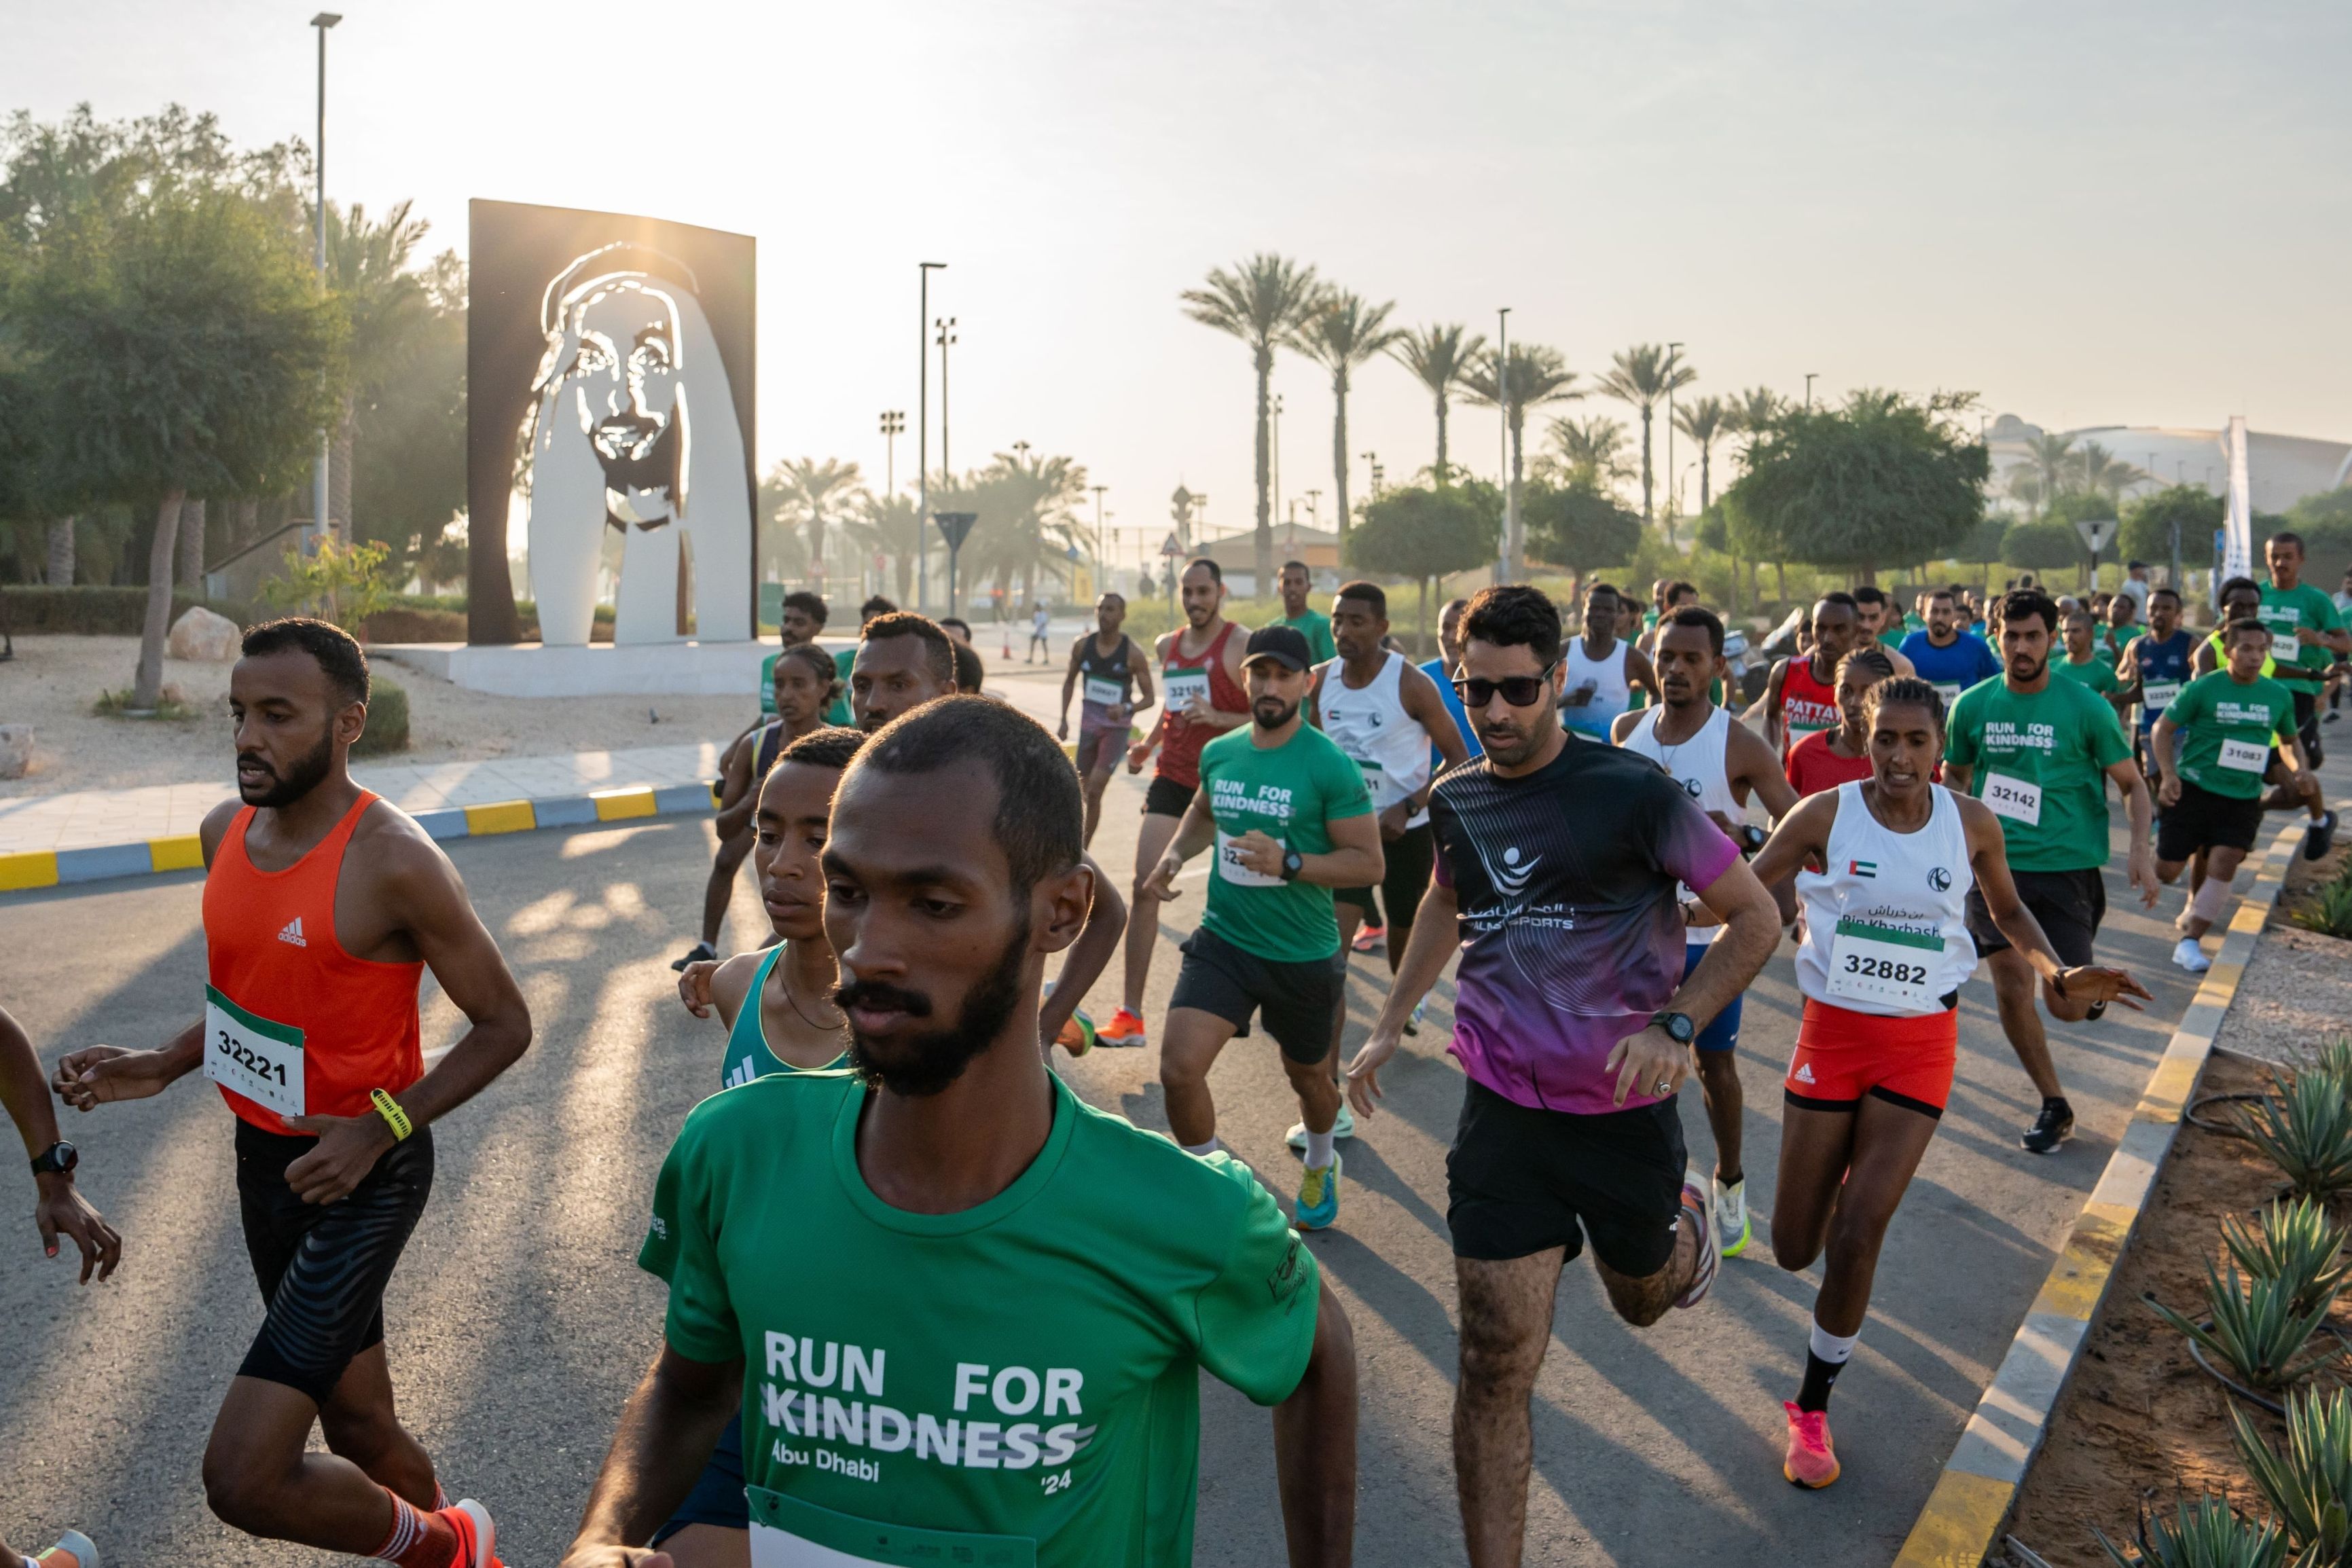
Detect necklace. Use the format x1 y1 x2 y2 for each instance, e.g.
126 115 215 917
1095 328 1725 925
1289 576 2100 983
777 951 848 1034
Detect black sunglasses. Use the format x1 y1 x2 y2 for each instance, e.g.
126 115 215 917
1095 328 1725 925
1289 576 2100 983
1452 661 1559 709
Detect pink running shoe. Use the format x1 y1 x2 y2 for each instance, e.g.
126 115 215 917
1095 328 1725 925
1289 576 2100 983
1782 1402 1841 1489
1673 1180 1717 1308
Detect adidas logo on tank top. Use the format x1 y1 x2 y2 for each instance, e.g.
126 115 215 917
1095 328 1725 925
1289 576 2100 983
276 917 307 947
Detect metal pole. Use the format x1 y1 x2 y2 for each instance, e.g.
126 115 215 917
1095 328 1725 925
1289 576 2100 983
1091 486 1107 593
1804 371 1817 410
917 263 943 610
310 15 340 543
1497 307 1513 583
1666 341 1682 534
938 316 956 615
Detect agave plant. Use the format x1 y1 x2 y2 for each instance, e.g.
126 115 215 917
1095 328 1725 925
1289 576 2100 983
2236 1072 2352 1200
2302 1038 2352 1085
2222 1197 2352 1319
2292 880 2352 941
2093 1493 2292 1567
2145 1260 2347 1393
2232 1388 2352 1566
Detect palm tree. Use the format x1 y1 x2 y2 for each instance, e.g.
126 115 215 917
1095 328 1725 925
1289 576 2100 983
1672 395 1731 512
1293 291 1402 542
1595 343 1697 530
2073 441 2145 502
1537 414 1633 493
844 491 924 603
1726 385 1787 451
1462 343 1581 578
2019 432 2076 517
1181 254 1324 591
324 200 433 541
767 457 865 591
1387 324 1486 482
966 447 1091 611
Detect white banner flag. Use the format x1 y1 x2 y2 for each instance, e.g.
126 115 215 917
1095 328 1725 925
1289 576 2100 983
2223 414 2253 590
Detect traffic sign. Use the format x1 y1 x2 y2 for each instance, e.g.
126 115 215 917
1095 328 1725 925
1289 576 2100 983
2074 517 2118 554
1159 532 1185 558
934 511 977 551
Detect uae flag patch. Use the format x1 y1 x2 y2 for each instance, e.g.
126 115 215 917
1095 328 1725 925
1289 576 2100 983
1849 859 1879 878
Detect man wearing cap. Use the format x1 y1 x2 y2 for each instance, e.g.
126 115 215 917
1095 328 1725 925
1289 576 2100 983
1143 625 1385 1233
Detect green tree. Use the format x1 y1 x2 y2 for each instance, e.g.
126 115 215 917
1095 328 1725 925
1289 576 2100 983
1347 482 1498 648
1722 389 1987 583
1461 343 1580 577
843 491 924 604
1595 343 1697 530
2071 440 2143 503
1673 394 1731 511
1521 481 1642 583
2120 484 2224 572
1180 253 1324 592
323 199 431 544
1386 323 1485 482
348 244 465 586
1292 290 1400 543
1954 515 2011 578
767 457 865 593
1538 414 1633 494
965 446 1089 608
2000 519 2083 573
2016 431 2076 517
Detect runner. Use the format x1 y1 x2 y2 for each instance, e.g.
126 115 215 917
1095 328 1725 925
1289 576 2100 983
1142 626 1383 1230
1750 677 2149 1490
757 591 831 722
2116 586 2195 780
949 640 986 695
2331 566 2352 723
2118 561 2153 621
938 617 974 645
1098 559 1250 1050
2101 591 2138 663
1297 583 1469 1147
1943 588 2157 1154
1613 605 1801 1258
1026 600 1052 663
2194 576 2335 856
1055 593 1157 848
651 727 865 1567
1635 581 1699 661
1785 646 1902 797
674 643 841 970
2052 606 2126 719
1898 587 2002 715
1421 596 1484 767
2257 530 2345 844
1344 585 1779 1568
556 697 1357 1568
2152 620 2317 973
1852 586 1905 654
1763 593 1861 756
1274 560 1337 663
53 617 530 1568
835 598 899 725
1561 583 1659 740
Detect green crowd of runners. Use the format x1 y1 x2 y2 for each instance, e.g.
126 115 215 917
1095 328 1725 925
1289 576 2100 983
4 528 2343 1567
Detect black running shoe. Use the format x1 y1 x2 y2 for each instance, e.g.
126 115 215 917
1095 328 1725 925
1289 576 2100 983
2305 808 2338 862
670 941 718 972
2021 1099 2074 1155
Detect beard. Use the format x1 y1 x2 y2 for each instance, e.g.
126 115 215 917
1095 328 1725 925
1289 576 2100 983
1252 697 1299 731
239 728 334 808
836 917 1031 1098
596 410 683 529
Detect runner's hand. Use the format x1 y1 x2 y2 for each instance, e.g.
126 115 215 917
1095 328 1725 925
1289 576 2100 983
1233 830 1285 877
1377 801 1409 843
1056 718 1069 740
557 1548 673 1568
1604 1025 1688 1109
678 960 723 1019
1142 852 1185 902
53 1046 173 1111
2294 768 2320 799
2054 965 2154 1011
279 1112 397 1205
2128 843 2160 910
35 1174 121 1283
1346 1027 1404 1117
2157 775 2182 808
1125 741 1150 773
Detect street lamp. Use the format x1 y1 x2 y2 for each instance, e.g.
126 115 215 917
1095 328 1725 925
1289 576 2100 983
878 409 904 498
1091 484 1108 590
1804 372 1817 410
1360 449 1379 504
1496 306 1513 581
916 262 945 608
309 12 341 543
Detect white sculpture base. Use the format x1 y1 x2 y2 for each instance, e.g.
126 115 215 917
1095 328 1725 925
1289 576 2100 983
369 640 787 698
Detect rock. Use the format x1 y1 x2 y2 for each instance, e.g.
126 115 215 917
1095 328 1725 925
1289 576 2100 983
166 605 240 662
0 725 30 780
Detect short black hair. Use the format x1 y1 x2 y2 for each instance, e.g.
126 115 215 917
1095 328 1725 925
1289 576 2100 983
782 590 829 625
861 611 956 687
1281 560 1309 577
1661 604 1724 655
778 725 867 772
860 596 900 620
1665 580 1698 605
1928 587 1956 606
241 617 369 707
2224 616 2273 644
1588 581 1618 602
1334 580 1386 619
2150 586 2183 606
1460 585 1562 668
2063 606 2095 627
2268 530 2306 555
1184 557 1222 585
1995 587 2061 634
1815 591 1859 615
1098 591 1125 608
775 641 839 693
2219 575 2261 602
951 640 985 693
940 617 973 638
850 696 1082 897
1851 584 1887 608
1864 675 1947 733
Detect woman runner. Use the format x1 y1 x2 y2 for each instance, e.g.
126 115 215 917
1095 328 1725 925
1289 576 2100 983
1749 677 2148 1490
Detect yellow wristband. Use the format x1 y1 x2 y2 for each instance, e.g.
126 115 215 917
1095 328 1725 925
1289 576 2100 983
369 1088 413 1143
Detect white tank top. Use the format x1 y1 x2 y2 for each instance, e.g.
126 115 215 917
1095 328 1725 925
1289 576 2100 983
1561 636 1631 735
1317 651 1434 828
1796 782 1977 1017
1621 704 1740 943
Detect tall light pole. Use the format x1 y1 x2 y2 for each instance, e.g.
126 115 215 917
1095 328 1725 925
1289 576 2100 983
1496 307 1513 582
1091 485 1108 591
1665 340 1684 536
937 315 958 590
916 262 945 608
878 409 904 497
310 12 341 544
1804 371 1818 411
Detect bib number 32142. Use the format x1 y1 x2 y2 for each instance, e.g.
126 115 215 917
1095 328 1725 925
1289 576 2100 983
203 984 306 1119
1982 772 2042 827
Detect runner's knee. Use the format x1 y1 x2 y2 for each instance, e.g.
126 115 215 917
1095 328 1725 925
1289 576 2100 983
1457 1317 1546 1393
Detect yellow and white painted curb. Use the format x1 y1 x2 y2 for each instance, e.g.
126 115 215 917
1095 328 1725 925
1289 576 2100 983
1892 817 2310 1567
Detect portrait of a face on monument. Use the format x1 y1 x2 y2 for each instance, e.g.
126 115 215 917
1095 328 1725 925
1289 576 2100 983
467 201 757 648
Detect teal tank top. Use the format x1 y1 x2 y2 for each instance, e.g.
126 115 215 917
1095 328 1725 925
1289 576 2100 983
719 943 848 1089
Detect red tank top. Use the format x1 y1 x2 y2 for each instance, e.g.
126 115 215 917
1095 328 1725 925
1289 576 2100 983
1778 657 1841 754
204 791 425 1131
1156 621 1248 788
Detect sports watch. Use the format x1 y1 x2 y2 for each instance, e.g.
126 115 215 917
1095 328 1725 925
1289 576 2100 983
30 1141 76 1178
1651 1011 1697 1046
1280 850 1305 882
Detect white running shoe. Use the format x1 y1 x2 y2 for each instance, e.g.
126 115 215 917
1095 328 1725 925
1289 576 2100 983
2173 936 2213 974
1286 1105 1357 1150
1712 1175 1752 1258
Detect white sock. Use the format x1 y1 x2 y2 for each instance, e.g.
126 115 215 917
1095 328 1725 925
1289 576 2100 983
1304 1129 1337 1169
1182 1137 1223 1158
1809 1319 1860 1365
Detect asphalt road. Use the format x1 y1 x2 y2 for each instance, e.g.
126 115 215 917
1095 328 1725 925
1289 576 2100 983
1 731 2338 1567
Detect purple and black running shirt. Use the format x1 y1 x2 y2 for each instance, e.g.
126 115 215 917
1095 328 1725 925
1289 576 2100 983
1429 735 1741 1115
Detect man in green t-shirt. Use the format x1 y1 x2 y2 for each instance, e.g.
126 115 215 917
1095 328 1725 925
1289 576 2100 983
2261 532 2347 840
1273 561 1337 665
562 698 1356 1568
1142 626 1381 1232
2052 607 2126 717
758 590 834 718
1945 587 2156 1156
2150 618 2313 976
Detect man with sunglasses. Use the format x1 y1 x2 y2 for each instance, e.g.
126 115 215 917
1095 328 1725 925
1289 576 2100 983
1343 585 1780 1568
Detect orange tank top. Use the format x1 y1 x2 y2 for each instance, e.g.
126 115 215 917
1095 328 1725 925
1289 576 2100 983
203 791 424 1131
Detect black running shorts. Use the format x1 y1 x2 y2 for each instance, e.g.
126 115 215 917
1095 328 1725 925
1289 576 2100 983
236 1120 434 1404
1335 822 1436 937
1446 1078 1687 1275
1168 927 1343 1063
1965 865 2105 966
1143 776 1197 819
2292 688 2323 767
2156 778 2268 861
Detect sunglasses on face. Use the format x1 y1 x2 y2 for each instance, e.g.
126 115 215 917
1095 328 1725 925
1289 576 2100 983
1453 662 1559 708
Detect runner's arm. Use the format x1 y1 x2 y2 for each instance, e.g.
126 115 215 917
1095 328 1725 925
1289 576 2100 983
558 1345 742 1568
711 733 760 838
679 951 762 1027
1746 790 1837 886
1039 854 1125 1051
2101 754 2159 907
1402 663 1470 778
2113 637 2144 701
1727 719 1803 823
1961 799 2152 1008
1760 659 1790 750
1142 792 1222 898
1290 809 1384 890
5 1005 121 1281
1127 643 1157 716
1271 1284 1358 1567
1057 639 1083 734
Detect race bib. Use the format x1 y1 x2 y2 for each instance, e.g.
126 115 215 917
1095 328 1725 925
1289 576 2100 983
1932 682 1964 710
748 1487 1034 1568
1982 772 2042 826
1356 757 1386 805
1827 918 1944 1012
2141 680 2179 713
1083 676 1124 708
1216 828 1286 888
1162 668 1208 711
2220 737 2270 773
203 984 305 1118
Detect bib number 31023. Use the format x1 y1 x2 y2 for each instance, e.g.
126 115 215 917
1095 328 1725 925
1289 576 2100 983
203 984 305 1119
1982 772 2042 826
1827 919 1944 1011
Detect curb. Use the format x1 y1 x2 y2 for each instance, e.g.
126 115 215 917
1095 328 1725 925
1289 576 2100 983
1891 817 2309 1568
0 781 717 895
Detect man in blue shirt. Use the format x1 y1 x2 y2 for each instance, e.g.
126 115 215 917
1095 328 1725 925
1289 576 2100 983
1900 587 2002 709
1419 596 1483 771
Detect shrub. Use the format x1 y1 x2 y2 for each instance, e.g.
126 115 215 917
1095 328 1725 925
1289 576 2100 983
2146 1259 2346 1393
2231 1389 2352 1567
0 586 251 636
2292 878 2352 940
361 607 467 643
353 677 409 756
2236 1071 2352 1201
2093 1494 2292 1567
2220 1197 2351 1318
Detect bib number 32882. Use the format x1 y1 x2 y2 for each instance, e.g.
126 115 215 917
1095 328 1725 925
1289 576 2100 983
203 984 306 1119
1827 919 1944 1011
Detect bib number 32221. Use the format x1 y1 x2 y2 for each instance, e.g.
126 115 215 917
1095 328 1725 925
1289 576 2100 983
203 984 306 1119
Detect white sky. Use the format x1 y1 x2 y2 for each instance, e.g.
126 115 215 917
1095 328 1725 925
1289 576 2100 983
18 1 2351 566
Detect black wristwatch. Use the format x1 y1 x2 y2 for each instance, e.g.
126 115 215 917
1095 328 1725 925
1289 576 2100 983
30 1141 76 1178
1280 850 1305 883
1651 1011 1697 1046
1737 823 1767 856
